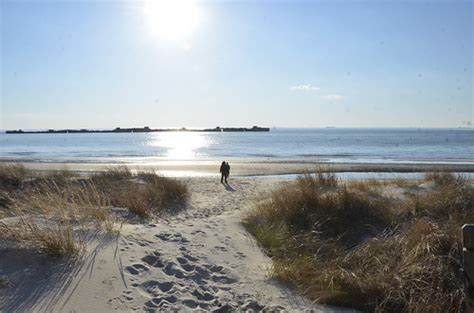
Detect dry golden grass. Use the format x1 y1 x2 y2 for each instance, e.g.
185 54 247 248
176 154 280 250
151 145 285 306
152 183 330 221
102 171 189 218
91 166 133 184
2 218 85 256
348 178 415 193
0 164 30 190
297 169 339 189
0 191 13 208
347 178 384 193
0 180 112 255
245 171 472 312
0 165 188 256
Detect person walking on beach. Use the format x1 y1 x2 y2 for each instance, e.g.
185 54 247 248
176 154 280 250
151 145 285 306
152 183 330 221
220 161 226 183
220 161 230 184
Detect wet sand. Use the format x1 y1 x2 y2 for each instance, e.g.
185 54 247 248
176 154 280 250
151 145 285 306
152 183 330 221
2 157 474 177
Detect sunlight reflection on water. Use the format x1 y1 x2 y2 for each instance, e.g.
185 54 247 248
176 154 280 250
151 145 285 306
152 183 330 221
148 132 212 159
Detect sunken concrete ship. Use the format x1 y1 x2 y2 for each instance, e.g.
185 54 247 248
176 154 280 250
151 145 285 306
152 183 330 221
6 126 270 134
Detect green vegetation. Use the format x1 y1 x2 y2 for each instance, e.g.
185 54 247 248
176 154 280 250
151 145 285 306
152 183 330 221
0 165 188 256
245 171 473 312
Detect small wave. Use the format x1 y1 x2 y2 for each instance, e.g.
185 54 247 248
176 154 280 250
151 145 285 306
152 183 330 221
295 153 364 157
7 152 37 156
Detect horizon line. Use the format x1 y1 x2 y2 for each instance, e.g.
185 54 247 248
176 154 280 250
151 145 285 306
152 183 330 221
1 126 473 132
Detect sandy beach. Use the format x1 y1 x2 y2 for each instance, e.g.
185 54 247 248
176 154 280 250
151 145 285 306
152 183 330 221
2 0 472 310
2 156 474 177
0 176 355 312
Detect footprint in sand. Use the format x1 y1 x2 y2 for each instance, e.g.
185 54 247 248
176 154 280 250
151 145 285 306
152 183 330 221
140 280 175 295
214 245 228 252
190 266 211 283
141 252 165 268
155 232 189 243
211 274 238 285
162 262 186 279
192 289 215 301
183 253 199 262
177 257 195 272
241 299 265 311
176 256 188 264
125 263 149 276
206 264 224 273
190 229 206 235
235 252 247 259
181 299 212 310
121 290 134 302
144 294 178 310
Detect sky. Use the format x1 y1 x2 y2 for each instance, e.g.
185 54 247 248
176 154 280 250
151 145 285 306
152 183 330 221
0 0 472 129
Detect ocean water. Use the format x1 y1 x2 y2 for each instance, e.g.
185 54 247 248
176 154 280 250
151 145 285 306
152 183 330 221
0 128 473 165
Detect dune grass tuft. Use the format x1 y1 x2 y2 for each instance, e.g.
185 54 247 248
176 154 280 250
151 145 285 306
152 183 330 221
0 165 188 256
0 164 30 190
245 171 472 312
103 171 188 218
0 191 13 208
0 276 8 288
297 169 338 189
91 166 133 184
22 219 84 256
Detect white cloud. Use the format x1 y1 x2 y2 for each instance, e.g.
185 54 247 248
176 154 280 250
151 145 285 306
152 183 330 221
290 84 320 92
322 94 345 101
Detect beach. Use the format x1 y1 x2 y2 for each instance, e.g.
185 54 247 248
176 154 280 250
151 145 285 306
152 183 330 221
1 128 473 312
0 175 354 312
3 0 472 309
2 156 474 178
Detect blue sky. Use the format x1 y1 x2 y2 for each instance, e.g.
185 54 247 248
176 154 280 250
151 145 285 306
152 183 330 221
1 0 472 129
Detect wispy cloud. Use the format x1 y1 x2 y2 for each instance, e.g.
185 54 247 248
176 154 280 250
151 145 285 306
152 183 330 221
290 84 320 92
322 94 345 101
291 84 346 101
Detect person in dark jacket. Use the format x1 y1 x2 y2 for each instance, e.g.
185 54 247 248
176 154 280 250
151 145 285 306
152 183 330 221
219 161 230 184
224 162 230 184
220 161 226 183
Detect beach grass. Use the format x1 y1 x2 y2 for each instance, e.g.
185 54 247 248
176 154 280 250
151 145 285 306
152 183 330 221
0 276 8 288
0 165 188 256
5 218 85 256
244 170 472 312
0 164 31 190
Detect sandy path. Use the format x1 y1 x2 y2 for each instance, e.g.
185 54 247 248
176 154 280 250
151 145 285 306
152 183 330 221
0 178 350 312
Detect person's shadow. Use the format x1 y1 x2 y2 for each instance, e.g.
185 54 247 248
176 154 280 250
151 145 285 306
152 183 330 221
223 182 236 192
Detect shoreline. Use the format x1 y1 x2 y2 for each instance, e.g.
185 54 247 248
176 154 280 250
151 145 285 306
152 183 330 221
2 157 474 177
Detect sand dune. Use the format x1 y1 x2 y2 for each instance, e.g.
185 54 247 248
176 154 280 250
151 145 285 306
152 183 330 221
0 177 353 312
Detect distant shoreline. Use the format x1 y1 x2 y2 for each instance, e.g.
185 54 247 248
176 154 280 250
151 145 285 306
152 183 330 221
5 126 270 134
2 157 474 177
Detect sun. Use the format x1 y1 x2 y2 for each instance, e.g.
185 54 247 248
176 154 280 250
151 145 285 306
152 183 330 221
143 0 199 41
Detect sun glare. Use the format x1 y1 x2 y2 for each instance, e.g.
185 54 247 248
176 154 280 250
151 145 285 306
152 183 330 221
144 0 199 41
150 132 211 159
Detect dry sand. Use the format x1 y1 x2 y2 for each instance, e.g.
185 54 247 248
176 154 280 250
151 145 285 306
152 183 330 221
0 177 354 312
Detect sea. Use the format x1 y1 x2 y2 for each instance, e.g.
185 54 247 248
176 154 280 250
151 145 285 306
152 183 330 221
1 128 473 165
